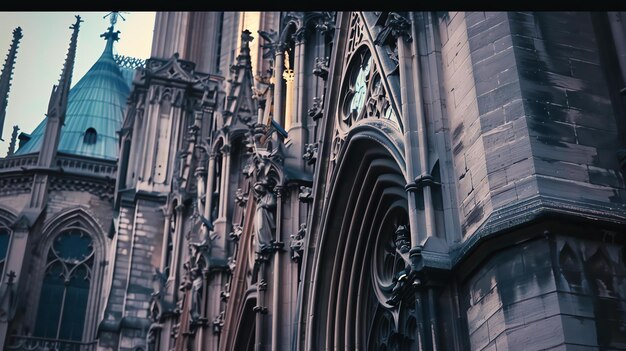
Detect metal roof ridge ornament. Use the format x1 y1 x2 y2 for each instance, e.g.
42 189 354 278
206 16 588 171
100 12 125 56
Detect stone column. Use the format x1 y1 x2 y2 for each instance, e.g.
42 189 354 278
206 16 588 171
396 12 439 349
213 145 230 260
286 29 309 171
270 186 283 350
273 46 285 127
204 152 216 222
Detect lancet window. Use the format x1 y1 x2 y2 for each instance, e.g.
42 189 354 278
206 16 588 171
34 228 94 341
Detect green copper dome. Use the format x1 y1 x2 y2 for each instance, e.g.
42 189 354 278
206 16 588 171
15 27 131 161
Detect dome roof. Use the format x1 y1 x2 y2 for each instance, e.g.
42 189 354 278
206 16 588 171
15 29 131 161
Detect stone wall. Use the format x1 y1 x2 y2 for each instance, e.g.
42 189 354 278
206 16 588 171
100 198 166 351
461 229 626 350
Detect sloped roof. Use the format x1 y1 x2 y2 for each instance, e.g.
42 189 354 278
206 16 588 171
15 30 132 161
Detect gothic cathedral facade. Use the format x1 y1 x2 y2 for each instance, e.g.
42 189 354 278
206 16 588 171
1 11 626 351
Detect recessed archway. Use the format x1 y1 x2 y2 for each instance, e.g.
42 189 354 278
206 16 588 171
306 135 415 350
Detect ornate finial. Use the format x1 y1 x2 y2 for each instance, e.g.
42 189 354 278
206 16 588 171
0 27 23 141
374 12 411 46
241 29 254 46
283 51 294 82
104 11 126 27
101 12 125 44
233 30 253 69
6 125 18 156
5 271 16 285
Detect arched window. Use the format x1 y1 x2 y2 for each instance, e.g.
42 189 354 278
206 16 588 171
34 228 94 341
0 227 10 275
83 128 97 145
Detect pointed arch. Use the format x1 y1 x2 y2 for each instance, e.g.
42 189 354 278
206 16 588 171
26 206 108 343
0 206 17 227
302 131 414 349
231 292 258 351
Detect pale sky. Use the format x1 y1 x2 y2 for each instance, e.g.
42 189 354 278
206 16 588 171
0 11 156 154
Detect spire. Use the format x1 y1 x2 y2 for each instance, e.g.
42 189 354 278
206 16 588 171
0 27 23 141
6 125 18 156
38 15 82 168
46 15 82 125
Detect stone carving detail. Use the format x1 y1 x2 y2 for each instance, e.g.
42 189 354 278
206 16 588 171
0 270 17 323
49 177 114 200
227 255 236 273
253 179 277 254
212 311 225 334
312 57 329 80
340 49 372 128
330 133 344 163
387 265 415 306
235 187 248 207
315 12 336 40
146 268 167 350
148 268 168 323
229 224 243 242
346 12 364 62
394 225 410 254
337 46 401 133
302 143 318 165
290 223 307 262
220 283 230 302
373 223 416 308
0 176 32 196
369 305 417 349
308 96 324 120
292 26 306 44
373 12 411 46
258 29 278 59
373 12 411 74
298 186 313 203
189 268 205 325
366 73 398 126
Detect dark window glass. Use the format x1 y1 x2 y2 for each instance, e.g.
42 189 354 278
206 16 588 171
34 229 94 341
34 262 64 338
0 228 10 274
84 128 97 144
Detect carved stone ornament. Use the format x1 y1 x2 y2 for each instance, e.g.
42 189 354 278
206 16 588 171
290 223 307 262
373 12 411 46
346 13 364 62
229 224 243 242
295 187 310 205
394 224 410 254
308 96 324 120
253 179 277 254
315 12 336 39
148 268 168 322
235 188 248 207
339 48 372 129
0 270 17 322
302 143 318 165
257 29 278 59
312 56 329 80
212 311 225 334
